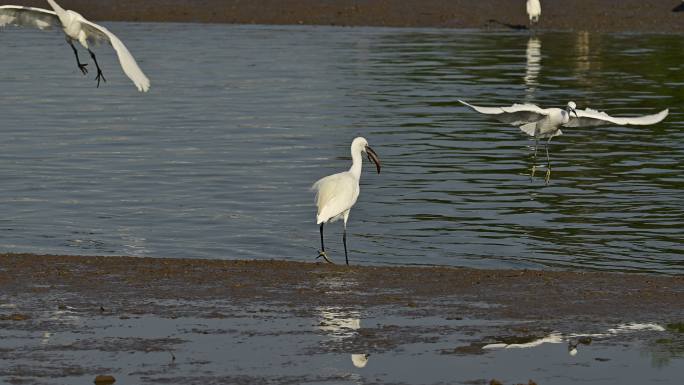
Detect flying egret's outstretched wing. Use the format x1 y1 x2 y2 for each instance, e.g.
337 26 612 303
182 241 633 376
78 18 150 92
564 108 669 128
0 6 58 30
458 99 549 126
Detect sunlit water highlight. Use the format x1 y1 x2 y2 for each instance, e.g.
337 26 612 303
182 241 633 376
0 24 682 273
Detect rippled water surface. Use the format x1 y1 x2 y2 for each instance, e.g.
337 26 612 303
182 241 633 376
1 24 682 273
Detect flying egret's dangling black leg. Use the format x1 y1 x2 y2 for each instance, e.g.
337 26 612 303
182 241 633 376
88 49 106 87
316 223 333 264
342 226 349 266
67 39 88 75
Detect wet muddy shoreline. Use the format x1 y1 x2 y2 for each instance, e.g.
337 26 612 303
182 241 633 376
0 254 684 321
11 0 684 33
2 253 683 321
1 254 683 384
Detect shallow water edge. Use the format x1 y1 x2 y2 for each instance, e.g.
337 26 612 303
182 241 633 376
1 253 682 384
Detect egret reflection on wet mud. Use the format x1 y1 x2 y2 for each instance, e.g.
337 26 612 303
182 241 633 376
458 100 669 184
312 137 381 265
0 0 150 91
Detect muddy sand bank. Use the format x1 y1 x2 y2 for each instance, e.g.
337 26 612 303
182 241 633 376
1 253 683 384
11 0 684 33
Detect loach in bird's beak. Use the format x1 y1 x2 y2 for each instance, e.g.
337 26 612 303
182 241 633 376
365 145 381 174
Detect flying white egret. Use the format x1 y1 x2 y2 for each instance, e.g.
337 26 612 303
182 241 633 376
312 137 381 265
526 0 541 25
458 100 669 183
0 0 150 92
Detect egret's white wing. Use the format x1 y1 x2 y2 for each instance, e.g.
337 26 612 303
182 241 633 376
0 6 58 30
312 172 359 224
78 18 150 92
565 108 669 128
458 99 549 126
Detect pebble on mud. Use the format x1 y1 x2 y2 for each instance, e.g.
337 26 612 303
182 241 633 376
94 375 116 384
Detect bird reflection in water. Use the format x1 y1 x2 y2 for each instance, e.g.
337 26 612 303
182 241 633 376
524 36 541 101
317 306 370 369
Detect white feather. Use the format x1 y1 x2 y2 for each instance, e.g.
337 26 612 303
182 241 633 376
312 171 359 225
79 18 150 92
564 107 669 128
0 2 150 92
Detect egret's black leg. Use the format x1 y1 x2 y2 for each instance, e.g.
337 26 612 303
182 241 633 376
316 223 333 264
531 129 540 179
68 40 88 75
544 138 552 185
343 227 349 266
88 49 106 87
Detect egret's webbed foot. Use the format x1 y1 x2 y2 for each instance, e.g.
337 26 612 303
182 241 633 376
316 250 334 264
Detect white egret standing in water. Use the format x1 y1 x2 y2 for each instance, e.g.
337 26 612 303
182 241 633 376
0 0 150 91
458 100 669 184
527 0 541 25
312 137 381 265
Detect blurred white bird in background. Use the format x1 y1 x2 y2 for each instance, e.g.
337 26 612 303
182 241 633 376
526 0 541 25
312 137 381 265
351 353 370 368
458 100 669 184
0 0 150 91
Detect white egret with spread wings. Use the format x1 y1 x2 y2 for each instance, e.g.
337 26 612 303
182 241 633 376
312 137 381 265
0 0 150 91
459 100 668 183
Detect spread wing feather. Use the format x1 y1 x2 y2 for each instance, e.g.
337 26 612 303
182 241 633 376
0 5 59 30
458 99 549 126
78 18 150 92
564 108 669 128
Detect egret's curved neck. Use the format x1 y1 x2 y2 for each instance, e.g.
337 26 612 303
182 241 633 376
47 0 65 14
349 147 363 180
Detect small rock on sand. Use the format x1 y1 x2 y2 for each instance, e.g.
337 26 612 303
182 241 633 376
94 375 116 384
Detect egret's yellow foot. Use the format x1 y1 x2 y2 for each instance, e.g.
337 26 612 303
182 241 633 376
316 251 334 264
544 168 552 185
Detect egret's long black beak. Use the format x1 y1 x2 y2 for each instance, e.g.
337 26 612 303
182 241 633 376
571 108 578 118
365 145 381 174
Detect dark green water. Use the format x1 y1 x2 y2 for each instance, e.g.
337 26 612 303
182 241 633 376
0 24 682 273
